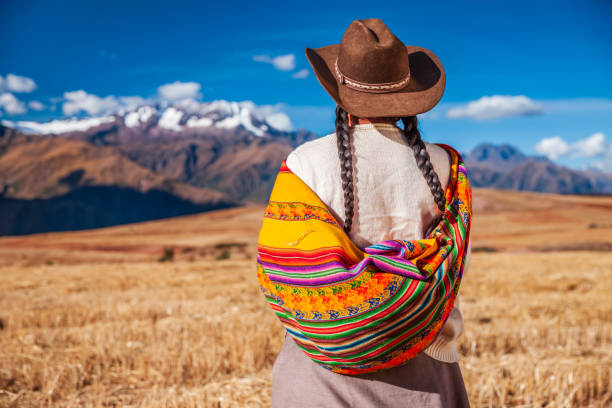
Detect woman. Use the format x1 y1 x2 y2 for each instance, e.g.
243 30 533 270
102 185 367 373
258 18 472 407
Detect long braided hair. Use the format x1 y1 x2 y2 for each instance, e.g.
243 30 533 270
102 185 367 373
334 105 447 238
335 106 355 235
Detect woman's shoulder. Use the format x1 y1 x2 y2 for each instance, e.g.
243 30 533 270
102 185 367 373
423 141 452 189
425 142 468 161
424 141 452 162
287 132 337 165
285 133 339 195
290 132 336 155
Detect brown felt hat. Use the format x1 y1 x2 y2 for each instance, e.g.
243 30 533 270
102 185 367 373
305 18 445 118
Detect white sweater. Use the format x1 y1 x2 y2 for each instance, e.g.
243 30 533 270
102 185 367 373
285 122 471 363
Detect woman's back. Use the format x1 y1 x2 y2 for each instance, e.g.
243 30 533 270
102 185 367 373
286 122 451 248
271 122 471 407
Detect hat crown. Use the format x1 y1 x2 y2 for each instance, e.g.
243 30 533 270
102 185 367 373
337 19 410 85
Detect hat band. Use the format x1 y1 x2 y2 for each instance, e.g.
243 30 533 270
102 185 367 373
334 58 410 93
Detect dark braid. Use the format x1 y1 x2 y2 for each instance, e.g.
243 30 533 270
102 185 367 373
335 106 355 235
400 116 447 237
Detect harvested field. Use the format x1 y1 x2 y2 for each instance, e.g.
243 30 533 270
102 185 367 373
0 189 611 407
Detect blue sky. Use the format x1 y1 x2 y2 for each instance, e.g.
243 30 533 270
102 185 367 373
1 0 610 170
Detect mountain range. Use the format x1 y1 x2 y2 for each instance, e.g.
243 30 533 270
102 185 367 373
463 144 612 194
1 101 610 235
0 102 317 235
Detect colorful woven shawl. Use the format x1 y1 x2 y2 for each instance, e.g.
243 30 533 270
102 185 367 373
256 143 472 375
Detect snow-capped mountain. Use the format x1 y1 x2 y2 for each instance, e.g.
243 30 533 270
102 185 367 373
1 100 294 138
0 100 319 234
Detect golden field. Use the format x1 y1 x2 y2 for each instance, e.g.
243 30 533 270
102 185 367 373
0 188 611 407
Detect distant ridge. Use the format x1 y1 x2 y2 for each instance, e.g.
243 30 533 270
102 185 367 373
464 143 612 194
0 125 236 235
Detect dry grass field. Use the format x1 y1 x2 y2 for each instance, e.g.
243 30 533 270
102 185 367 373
0 188 611 407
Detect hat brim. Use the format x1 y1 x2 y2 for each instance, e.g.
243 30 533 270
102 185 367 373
305 44 445 118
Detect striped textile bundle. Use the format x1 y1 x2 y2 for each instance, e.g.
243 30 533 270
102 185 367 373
256 143 472 375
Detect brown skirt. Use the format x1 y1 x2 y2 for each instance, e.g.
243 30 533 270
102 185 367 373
272 331 470 408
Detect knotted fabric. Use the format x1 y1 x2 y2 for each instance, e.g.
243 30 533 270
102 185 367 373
256 144 472 375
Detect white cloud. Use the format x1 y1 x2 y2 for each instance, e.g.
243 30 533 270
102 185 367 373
574 132 607 158
158 107 184 131
0 74 37 93
1 116 115 134
157 81 202 101
247 102 294 131
28 100 45 111
0 93 27 115
447 95 543 120
264 112 293 132
535 136 570 160
535 132 611 172
60 91 150 116
118 96 148 111
272 55 296 71
62 90 120 116
173 98 205 114
253 54 296 71
291 68 310 79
